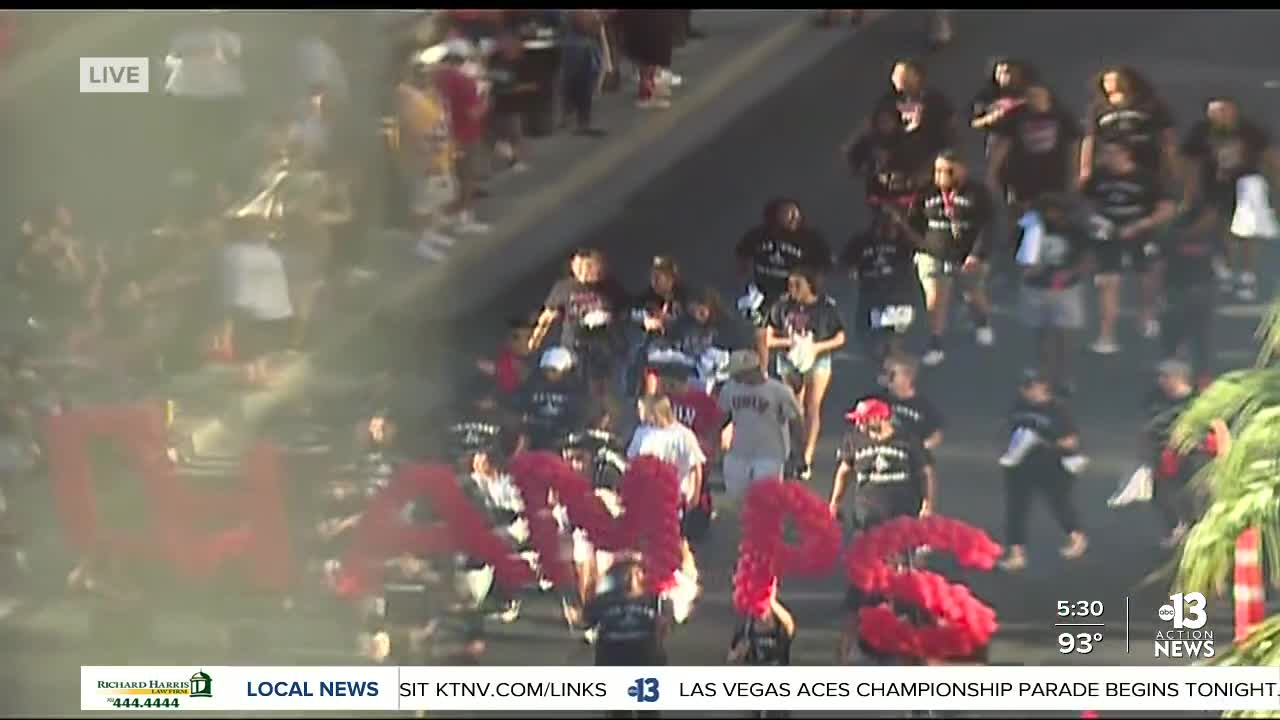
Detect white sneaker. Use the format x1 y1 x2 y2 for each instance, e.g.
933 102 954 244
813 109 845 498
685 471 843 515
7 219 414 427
921 349 945 366
495 599 521 624
636 97 671 110
510 161 531 174
414 238 447 262
975 326 995 347
1142 318 1160 339
1060 454 1090 475
1089 339 1120 355
453 213 490 235
426 229 456 248
1237 272 1258 301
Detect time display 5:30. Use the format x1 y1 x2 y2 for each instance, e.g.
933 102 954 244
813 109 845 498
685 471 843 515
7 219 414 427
1057 600 1104 618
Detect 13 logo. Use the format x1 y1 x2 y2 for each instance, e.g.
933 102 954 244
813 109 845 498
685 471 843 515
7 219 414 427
628 678 660 704
1158 592 1207 630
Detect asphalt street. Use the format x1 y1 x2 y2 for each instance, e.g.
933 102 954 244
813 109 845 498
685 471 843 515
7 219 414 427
425 4 1280 667
5 9 1280 718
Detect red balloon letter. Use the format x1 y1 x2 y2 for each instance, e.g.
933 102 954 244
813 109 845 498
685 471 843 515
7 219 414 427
507 452 683 593
43 404 292 592
336 463 535 597
733 479 842 616
845 515 1001 660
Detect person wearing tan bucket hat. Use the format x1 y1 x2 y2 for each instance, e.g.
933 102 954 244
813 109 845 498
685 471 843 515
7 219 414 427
715 350 805 503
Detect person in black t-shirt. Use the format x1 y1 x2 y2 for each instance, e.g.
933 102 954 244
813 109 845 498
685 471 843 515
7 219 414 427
865 60 956 181
905 152 996 366
829 397 935 528
582 559 670 666
516 347 599 451
1079 66 1177 186
970 58 1034 155
630 255 690 396
560 428 628 622
846 106 922 211
1015 193 1095 394
1160 204 1220 385
735 199 833 365
487 31 537 171
728 589 794 666
530 247 629 394
1083 141 1176 354
1142 359 1207 546
841 210 925 362
765 267 846 480
987 84 1081 210
874 353 944 452
728 587 795 701
998 369 1088 572
1181 96 1280 302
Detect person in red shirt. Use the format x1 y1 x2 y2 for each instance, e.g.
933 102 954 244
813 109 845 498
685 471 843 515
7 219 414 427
476 316 537 397
659 365 722 543
435 43 491 234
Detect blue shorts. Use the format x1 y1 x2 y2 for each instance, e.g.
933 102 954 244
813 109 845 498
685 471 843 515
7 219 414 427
776 352 832 379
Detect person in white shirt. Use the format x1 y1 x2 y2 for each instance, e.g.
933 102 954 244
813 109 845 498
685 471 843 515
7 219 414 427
217 216 293 378
716 349 805 503
626 394 704 623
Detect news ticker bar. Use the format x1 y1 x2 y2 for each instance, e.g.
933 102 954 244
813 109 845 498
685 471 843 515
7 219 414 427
83 666 1280 712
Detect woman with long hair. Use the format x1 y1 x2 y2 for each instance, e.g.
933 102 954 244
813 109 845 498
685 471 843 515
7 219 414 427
764 267 846 480
970 58 1035 154
1079 65 1178 186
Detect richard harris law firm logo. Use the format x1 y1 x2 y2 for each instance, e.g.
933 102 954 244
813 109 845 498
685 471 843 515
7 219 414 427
79 57 149 93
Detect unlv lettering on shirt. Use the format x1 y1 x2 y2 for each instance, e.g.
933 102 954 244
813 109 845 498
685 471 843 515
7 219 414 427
732 395 773 414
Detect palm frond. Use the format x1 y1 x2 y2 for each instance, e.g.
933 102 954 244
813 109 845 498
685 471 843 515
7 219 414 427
1171 368 1280 453
1254 294 1280 366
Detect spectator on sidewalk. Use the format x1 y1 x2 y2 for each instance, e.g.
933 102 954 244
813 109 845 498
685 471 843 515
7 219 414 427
395 60 460 262
619 9 678 110
217 216 294 379
162 20 246 186
561 10 608 136
435 40 492 235
488 30 536 169
295 18 350 108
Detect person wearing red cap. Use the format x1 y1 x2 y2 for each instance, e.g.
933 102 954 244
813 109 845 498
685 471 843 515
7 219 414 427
828 397 936 529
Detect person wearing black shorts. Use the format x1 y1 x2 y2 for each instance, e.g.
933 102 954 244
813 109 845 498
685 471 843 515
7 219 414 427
1082 141 1175 354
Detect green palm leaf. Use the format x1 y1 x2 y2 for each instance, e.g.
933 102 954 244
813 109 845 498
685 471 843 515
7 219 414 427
1170 293 1280 670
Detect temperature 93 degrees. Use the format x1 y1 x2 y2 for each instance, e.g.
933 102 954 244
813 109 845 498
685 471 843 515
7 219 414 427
1056 600 1106 655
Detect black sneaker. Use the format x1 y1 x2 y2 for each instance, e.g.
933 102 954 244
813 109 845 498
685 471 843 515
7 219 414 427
798 463 812 481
